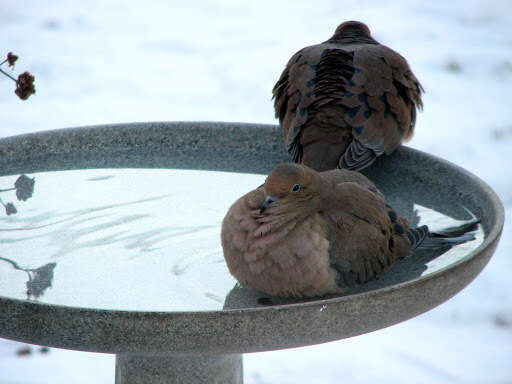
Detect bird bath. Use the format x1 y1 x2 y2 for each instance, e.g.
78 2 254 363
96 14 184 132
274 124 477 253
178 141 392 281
0 122 504 384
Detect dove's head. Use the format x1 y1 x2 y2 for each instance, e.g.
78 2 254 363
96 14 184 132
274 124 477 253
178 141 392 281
260 163 324 213
334 21 371 38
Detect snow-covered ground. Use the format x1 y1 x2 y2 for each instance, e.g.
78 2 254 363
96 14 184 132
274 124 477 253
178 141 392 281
1 0 511 383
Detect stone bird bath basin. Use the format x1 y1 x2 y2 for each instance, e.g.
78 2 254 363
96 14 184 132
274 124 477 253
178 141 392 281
0 122 504 383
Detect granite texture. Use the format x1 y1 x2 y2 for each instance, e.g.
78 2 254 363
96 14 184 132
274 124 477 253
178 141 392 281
115 354 242 384
0 122 504 383
0 122 289 176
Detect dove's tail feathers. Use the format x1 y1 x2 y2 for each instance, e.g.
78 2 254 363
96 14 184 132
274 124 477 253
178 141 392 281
339 139 377 171
407 218 480 250
406 225 429 249
416 232 477 250
430 218 480 237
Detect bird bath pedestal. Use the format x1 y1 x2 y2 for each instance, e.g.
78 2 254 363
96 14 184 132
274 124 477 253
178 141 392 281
0 122 504 384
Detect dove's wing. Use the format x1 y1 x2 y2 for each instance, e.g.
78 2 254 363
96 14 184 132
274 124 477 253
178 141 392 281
272 45 329 163
321 181 411 286
339 44 423 169
319 168 384 198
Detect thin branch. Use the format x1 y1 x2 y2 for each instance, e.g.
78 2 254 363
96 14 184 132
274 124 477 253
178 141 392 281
0 67 17 82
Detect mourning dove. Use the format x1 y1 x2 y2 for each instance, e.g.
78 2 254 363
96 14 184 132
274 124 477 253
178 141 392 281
272 21 424 171
221 163 478 298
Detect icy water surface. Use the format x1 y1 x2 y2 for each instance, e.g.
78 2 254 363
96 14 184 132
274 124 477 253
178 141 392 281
0 169 483 311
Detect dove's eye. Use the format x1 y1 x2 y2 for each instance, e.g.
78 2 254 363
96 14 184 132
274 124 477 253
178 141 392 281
290 184 300 193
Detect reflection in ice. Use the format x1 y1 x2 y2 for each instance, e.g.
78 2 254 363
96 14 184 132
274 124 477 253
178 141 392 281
0 169 483 312
0 256 56 299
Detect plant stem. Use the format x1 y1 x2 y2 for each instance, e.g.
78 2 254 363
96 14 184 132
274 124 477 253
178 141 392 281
0 187 16 193
0 67 17 82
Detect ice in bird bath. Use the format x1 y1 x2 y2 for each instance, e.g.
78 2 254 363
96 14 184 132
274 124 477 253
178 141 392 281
0 169 265 311
0 168 484 311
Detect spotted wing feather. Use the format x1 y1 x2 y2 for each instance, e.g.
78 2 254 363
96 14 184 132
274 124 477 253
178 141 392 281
321 181 411 286
340 45 423 163
272 45 326 162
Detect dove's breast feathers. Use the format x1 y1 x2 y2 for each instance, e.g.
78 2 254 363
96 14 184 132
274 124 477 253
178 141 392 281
221 189 338 297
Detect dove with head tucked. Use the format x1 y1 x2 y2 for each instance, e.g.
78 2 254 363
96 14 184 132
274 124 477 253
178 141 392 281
273 21 424 171
221 163 478 298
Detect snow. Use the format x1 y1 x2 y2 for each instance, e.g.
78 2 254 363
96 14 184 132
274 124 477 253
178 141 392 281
1 0 511 383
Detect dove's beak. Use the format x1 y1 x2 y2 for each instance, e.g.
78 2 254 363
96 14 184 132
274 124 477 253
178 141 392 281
260 196 276 214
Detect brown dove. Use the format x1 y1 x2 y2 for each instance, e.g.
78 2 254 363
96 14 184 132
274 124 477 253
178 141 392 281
221 163 478 298
272 21 424 171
